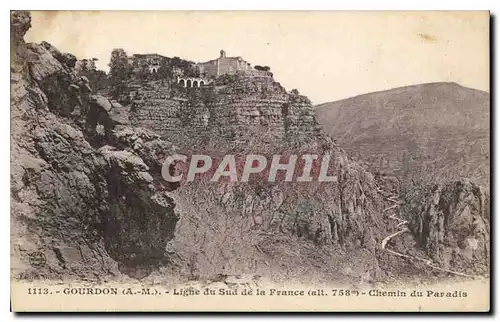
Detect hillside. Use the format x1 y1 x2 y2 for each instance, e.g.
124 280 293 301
315 83 490 188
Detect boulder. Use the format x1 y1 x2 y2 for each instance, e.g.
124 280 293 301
80 75 90 84
41 41 77 68
26 43 64 82
91 95 112 112
110 100 123 108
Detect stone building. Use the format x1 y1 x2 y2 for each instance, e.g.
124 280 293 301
128 53 170 73
197 50 252 78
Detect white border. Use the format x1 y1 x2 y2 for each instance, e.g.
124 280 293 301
5 0 497 10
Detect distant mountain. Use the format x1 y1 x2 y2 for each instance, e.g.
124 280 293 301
315 82 490 188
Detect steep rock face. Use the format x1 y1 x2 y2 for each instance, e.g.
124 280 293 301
11 11 178 280
128 80 184 137
418 180 490 275
128 72 321 147
166 145 392 282
210 73 321 143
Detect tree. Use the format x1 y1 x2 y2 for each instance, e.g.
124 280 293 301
76 59 89 74
254 65 271 72
89 58 98 70
108 48 131 80
170 56 198 77
157 59 173 80
85 70 108 92
75 58 108 92
136 65 150 82
108 48 132 100
171 56 183 68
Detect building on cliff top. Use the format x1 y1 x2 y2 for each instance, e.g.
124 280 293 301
196 50 253 78
125 50 254 81
128 53 170 74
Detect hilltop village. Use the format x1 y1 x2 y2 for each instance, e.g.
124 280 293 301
76 49 271 90
127 49 258 87
75 48 319 146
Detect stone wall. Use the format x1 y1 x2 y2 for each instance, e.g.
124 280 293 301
217 56 251 76
197 60 218 78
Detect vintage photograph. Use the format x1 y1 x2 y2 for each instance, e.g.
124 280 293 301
10 10 490 312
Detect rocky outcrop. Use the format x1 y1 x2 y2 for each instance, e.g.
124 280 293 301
128 72 321 147
10 10 30 54
417 180 490 275
208 73 321 144
40 41 77 68
11 11 178 280
128 81 185 138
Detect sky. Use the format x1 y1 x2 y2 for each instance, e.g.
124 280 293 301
25 11 489 104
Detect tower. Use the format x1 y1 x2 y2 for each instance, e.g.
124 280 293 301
220 49 226 58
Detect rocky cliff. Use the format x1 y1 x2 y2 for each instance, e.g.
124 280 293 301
128 72 321 148
11 11 489 284
401 179 490 275
11 11 179 280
